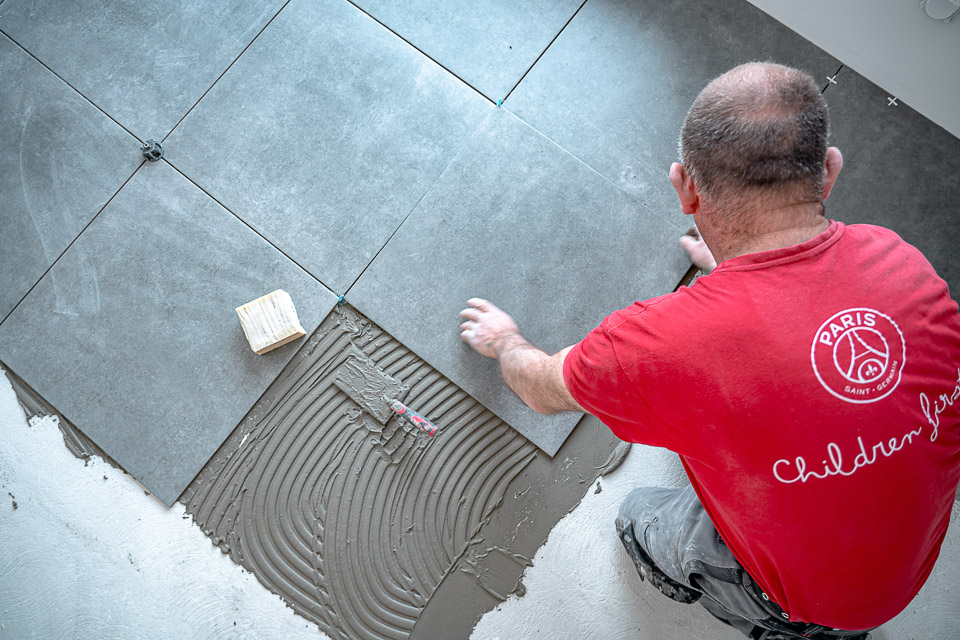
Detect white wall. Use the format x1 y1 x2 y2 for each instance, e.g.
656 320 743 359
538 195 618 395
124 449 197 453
747 0 960 139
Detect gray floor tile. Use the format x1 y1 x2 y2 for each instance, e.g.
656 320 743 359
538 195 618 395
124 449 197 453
165 0 491 295
351 0 584 101
0 160 338 506
507 0 841 225
823 69 960 296
348 110 690 455
0 0 286 138
0 33 140 322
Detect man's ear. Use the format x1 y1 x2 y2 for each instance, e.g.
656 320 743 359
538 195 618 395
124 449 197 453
670 162 700 215
822 147 843 201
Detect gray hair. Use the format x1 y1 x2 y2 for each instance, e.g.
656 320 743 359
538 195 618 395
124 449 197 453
679 62 829 208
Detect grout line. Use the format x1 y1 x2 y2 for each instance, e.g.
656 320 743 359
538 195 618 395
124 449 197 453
0 162 145 328
499 107 683 234
161 0 294 142
342 0 495 105
344 107 693 302
162 159 335 294
501 0 589 103
342 112 495 299
0 30 142 142
821 63 844 94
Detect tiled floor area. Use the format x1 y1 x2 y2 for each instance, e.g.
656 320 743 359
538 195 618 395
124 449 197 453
2 0 959 636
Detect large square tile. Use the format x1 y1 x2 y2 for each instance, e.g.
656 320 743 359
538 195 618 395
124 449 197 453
0 160 338 506
0 33 140 322
352 0 584 101
165 0 491 295
823 69 960 295
0 0 286 138
507 0 841 224
349 110 690 455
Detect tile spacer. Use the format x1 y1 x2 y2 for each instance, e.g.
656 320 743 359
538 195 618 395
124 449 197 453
887 96 899 107
140 139 164 161
825 75 838 85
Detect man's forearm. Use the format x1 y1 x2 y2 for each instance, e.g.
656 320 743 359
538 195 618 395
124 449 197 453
494 333 580 415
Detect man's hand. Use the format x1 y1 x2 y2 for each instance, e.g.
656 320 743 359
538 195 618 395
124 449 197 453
680 226 717 273
458 298 585 415
459 298 521 359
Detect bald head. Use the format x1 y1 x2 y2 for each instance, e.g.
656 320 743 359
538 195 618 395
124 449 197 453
679 62 829 210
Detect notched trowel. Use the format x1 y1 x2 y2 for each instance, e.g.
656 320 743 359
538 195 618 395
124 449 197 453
333 349 439 436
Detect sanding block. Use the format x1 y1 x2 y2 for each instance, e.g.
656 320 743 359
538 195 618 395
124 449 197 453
236 289 306 354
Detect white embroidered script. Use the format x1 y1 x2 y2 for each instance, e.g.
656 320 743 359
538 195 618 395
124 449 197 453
919 367 960 442
773 368 960 484
773 428 923 484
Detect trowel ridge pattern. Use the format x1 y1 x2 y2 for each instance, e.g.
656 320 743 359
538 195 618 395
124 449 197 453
184 307 536 639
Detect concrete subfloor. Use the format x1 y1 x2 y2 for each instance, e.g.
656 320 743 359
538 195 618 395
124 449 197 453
0 370 327 640
4 370 958 639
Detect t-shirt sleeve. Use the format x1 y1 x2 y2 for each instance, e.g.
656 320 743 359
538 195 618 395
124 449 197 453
562 307 654 443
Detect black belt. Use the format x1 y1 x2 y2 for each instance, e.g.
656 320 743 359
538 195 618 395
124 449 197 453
741 573 874 639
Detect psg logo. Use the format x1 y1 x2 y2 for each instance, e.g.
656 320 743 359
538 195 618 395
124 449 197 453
835 326 888 384
811 308 906 404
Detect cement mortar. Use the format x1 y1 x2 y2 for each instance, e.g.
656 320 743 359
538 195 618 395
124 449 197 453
3 305 618 638
412 416 621 639
183 306 618 639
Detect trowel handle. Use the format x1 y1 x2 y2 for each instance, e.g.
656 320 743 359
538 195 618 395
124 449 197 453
390 400 437 437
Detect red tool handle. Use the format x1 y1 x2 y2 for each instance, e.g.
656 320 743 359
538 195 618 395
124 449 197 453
390 400 437 437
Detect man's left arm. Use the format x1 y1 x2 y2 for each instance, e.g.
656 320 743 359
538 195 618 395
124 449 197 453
459 298 585 415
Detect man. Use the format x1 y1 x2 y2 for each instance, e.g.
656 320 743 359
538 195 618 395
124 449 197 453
458 62 960 639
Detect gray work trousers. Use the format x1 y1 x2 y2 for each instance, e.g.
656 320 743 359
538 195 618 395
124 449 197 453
615 486 872 640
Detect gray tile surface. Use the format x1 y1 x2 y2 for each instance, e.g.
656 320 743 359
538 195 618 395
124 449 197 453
165 0 491 295
0 160 338 506
507 0 841 225
823 69 960 296
0 0 286 138
349 110 691 455
0 33 140 323
351 0 584 101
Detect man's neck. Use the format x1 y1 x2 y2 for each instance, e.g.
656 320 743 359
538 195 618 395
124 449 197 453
705 202 829 264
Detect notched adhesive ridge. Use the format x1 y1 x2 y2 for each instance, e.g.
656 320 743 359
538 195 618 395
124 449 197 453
184 307 537 640
460 542 533 601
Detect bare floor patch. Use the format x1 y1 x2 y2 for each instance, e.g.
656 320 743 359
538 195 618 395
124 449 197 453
0 373 326 640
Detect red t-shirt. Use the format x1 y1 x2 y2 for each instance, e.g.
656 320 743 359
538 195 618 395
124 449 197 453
563 221 960 630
